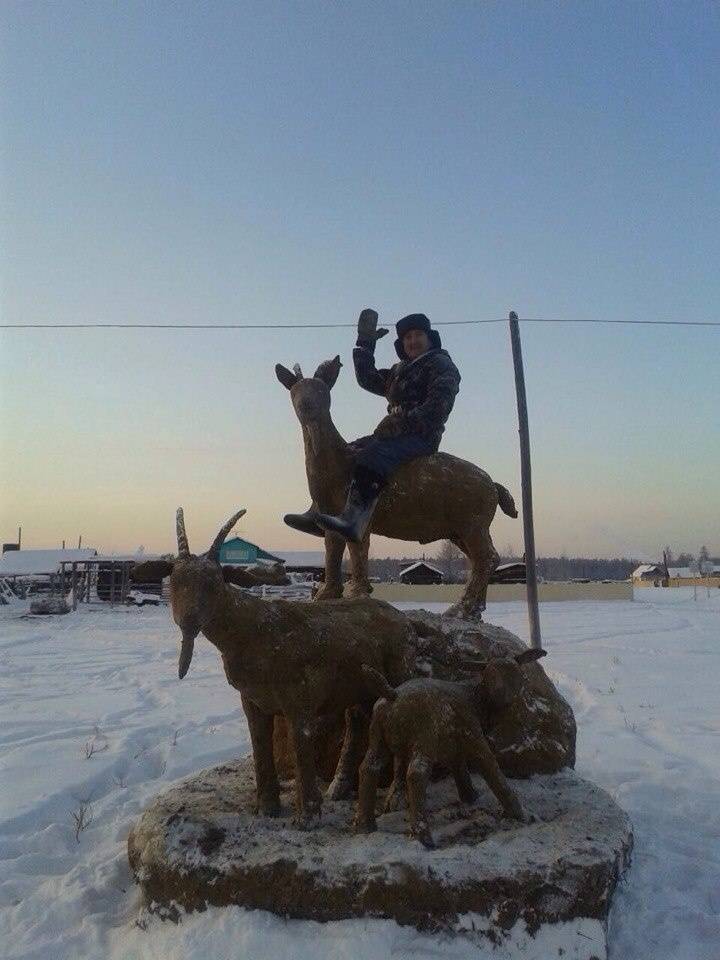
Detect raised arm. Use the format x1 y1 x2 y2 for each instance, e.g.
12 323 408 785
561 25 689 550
352 308 394 397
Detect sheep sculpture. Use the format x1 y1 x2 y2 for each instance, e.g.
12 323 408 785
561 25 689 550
354 648 547 849
136 508 416 824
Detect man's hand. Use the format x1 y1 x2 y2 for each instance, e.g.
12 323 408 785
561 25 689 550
357 308 389 345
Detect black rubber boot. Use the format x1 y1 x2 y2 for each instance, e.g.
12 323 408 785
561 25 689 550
283 506 325 538
313 470 383 544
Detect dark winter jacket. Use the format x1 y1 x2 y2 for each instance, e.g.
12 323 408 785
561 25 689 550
353 338 461 451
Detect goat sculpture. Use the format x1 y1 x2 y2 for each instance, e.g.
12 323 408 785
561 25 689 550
149 508 415 823
276 356 518 618
355 649 546 848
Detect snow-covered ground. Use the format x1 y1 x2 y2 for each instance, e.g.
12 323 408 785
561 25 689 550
1 589 718 959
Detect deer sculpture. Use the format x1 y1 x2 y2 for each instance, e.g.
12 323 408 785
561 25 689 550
144 507 416 823
276 356 518 618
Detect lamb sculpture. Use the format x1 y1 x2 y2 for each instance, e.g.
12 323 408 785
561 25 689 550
354 648 546 848
276 356 518 618
141 507 415 824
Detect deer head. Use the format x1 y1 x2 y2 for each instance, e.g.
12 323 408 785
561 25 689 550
275 356 342 453
132 508 246 679
464 648 547 710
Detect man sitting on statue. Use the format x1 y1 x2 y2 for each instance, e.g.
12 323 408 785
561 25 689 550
285 309 461 544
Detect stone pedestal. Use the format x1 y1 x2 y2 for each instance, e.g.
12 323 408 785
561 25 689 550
129 756 631 954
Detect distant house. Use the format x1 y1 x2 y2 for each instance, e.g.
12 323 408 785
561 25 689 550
218 537 284 567
632 563 720 587
632 564 665 583
490 561 526 585
399 561 444 585
273 550 326 582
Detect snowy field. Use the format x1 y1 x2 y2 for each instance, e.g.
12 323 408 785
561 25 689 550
1 589 719 960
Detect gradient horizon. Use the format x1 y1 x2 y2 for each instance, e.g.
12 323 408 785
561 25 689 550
1 2 718 560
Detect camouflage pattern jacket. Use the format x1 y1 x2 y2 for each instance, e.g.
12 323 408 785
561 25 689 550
353 342 461 451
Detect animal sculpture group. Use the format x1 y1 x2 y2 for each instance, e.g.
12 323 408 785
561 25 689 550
136 508 558 846
130 362 564 845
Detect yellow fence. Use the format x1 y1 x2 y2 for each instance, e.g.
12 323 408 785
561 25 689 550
371 581 633 603
635 578 720 588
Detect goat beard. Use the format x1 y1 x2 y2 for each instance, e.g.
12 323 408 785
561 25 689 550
178 634 195 679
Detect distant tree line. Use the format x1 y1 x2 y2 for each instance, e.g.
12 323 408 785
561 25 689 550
357 549 640 583
532 557 638 581
349 541 718 583
663 546 718 569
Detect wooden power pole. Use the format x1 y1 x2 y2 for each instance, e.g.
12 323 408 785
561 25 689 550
508 311 542 650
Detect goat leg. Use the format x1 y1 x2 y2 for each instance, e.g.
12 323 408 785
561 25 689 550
242 694 280 816
453 761 479 805
382 754 408 813
326 705 367 801
468 723 526 822
287 713 323 827
406 751 435 849
354 724 390 833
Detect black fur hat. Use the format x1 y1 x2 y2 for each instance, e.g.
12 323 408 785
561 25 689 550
395 313 441 359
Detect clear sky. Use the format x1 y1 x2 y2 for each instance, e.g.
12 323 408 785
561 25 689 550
1 1 718 560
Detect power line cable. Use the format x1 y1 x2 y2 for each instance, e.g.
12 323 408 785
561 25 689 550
0 317 719 329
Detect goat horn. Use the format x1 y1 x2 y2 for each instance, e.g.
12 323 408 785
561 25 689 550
207 509 247 561
293 363 303 379
176 507 190 558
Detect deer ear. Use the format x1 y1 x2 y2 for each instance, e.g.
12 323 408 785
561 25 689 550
131 559 174 582
313 355 342 389
275 363 299 390
515 648 547 665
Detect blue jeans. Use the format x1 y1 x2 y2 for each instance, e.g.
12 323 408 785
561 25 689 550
349 433 436 482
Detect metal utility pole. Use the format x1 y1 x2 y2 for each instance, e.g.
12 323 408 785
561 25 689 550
508 311 542 650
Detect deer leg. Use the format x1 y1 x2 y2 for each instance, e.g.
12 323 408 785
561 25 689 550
326 705 367 800
345 538 373 598
287 712 323 826
467 722 526 821
406 750 435 848
447 527 499 620
242 694 280 816
313 532 345 600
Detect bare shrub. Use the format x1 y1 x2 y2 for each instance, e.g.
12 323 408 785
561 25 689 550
71 799 94 842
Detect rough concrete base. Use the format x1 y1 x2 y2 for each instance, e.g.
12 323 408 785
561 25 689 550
128 756 632 951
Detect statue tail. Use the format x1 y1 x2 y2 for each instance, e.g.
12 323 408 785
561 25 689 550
495 483 519 518
362 664 398 702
